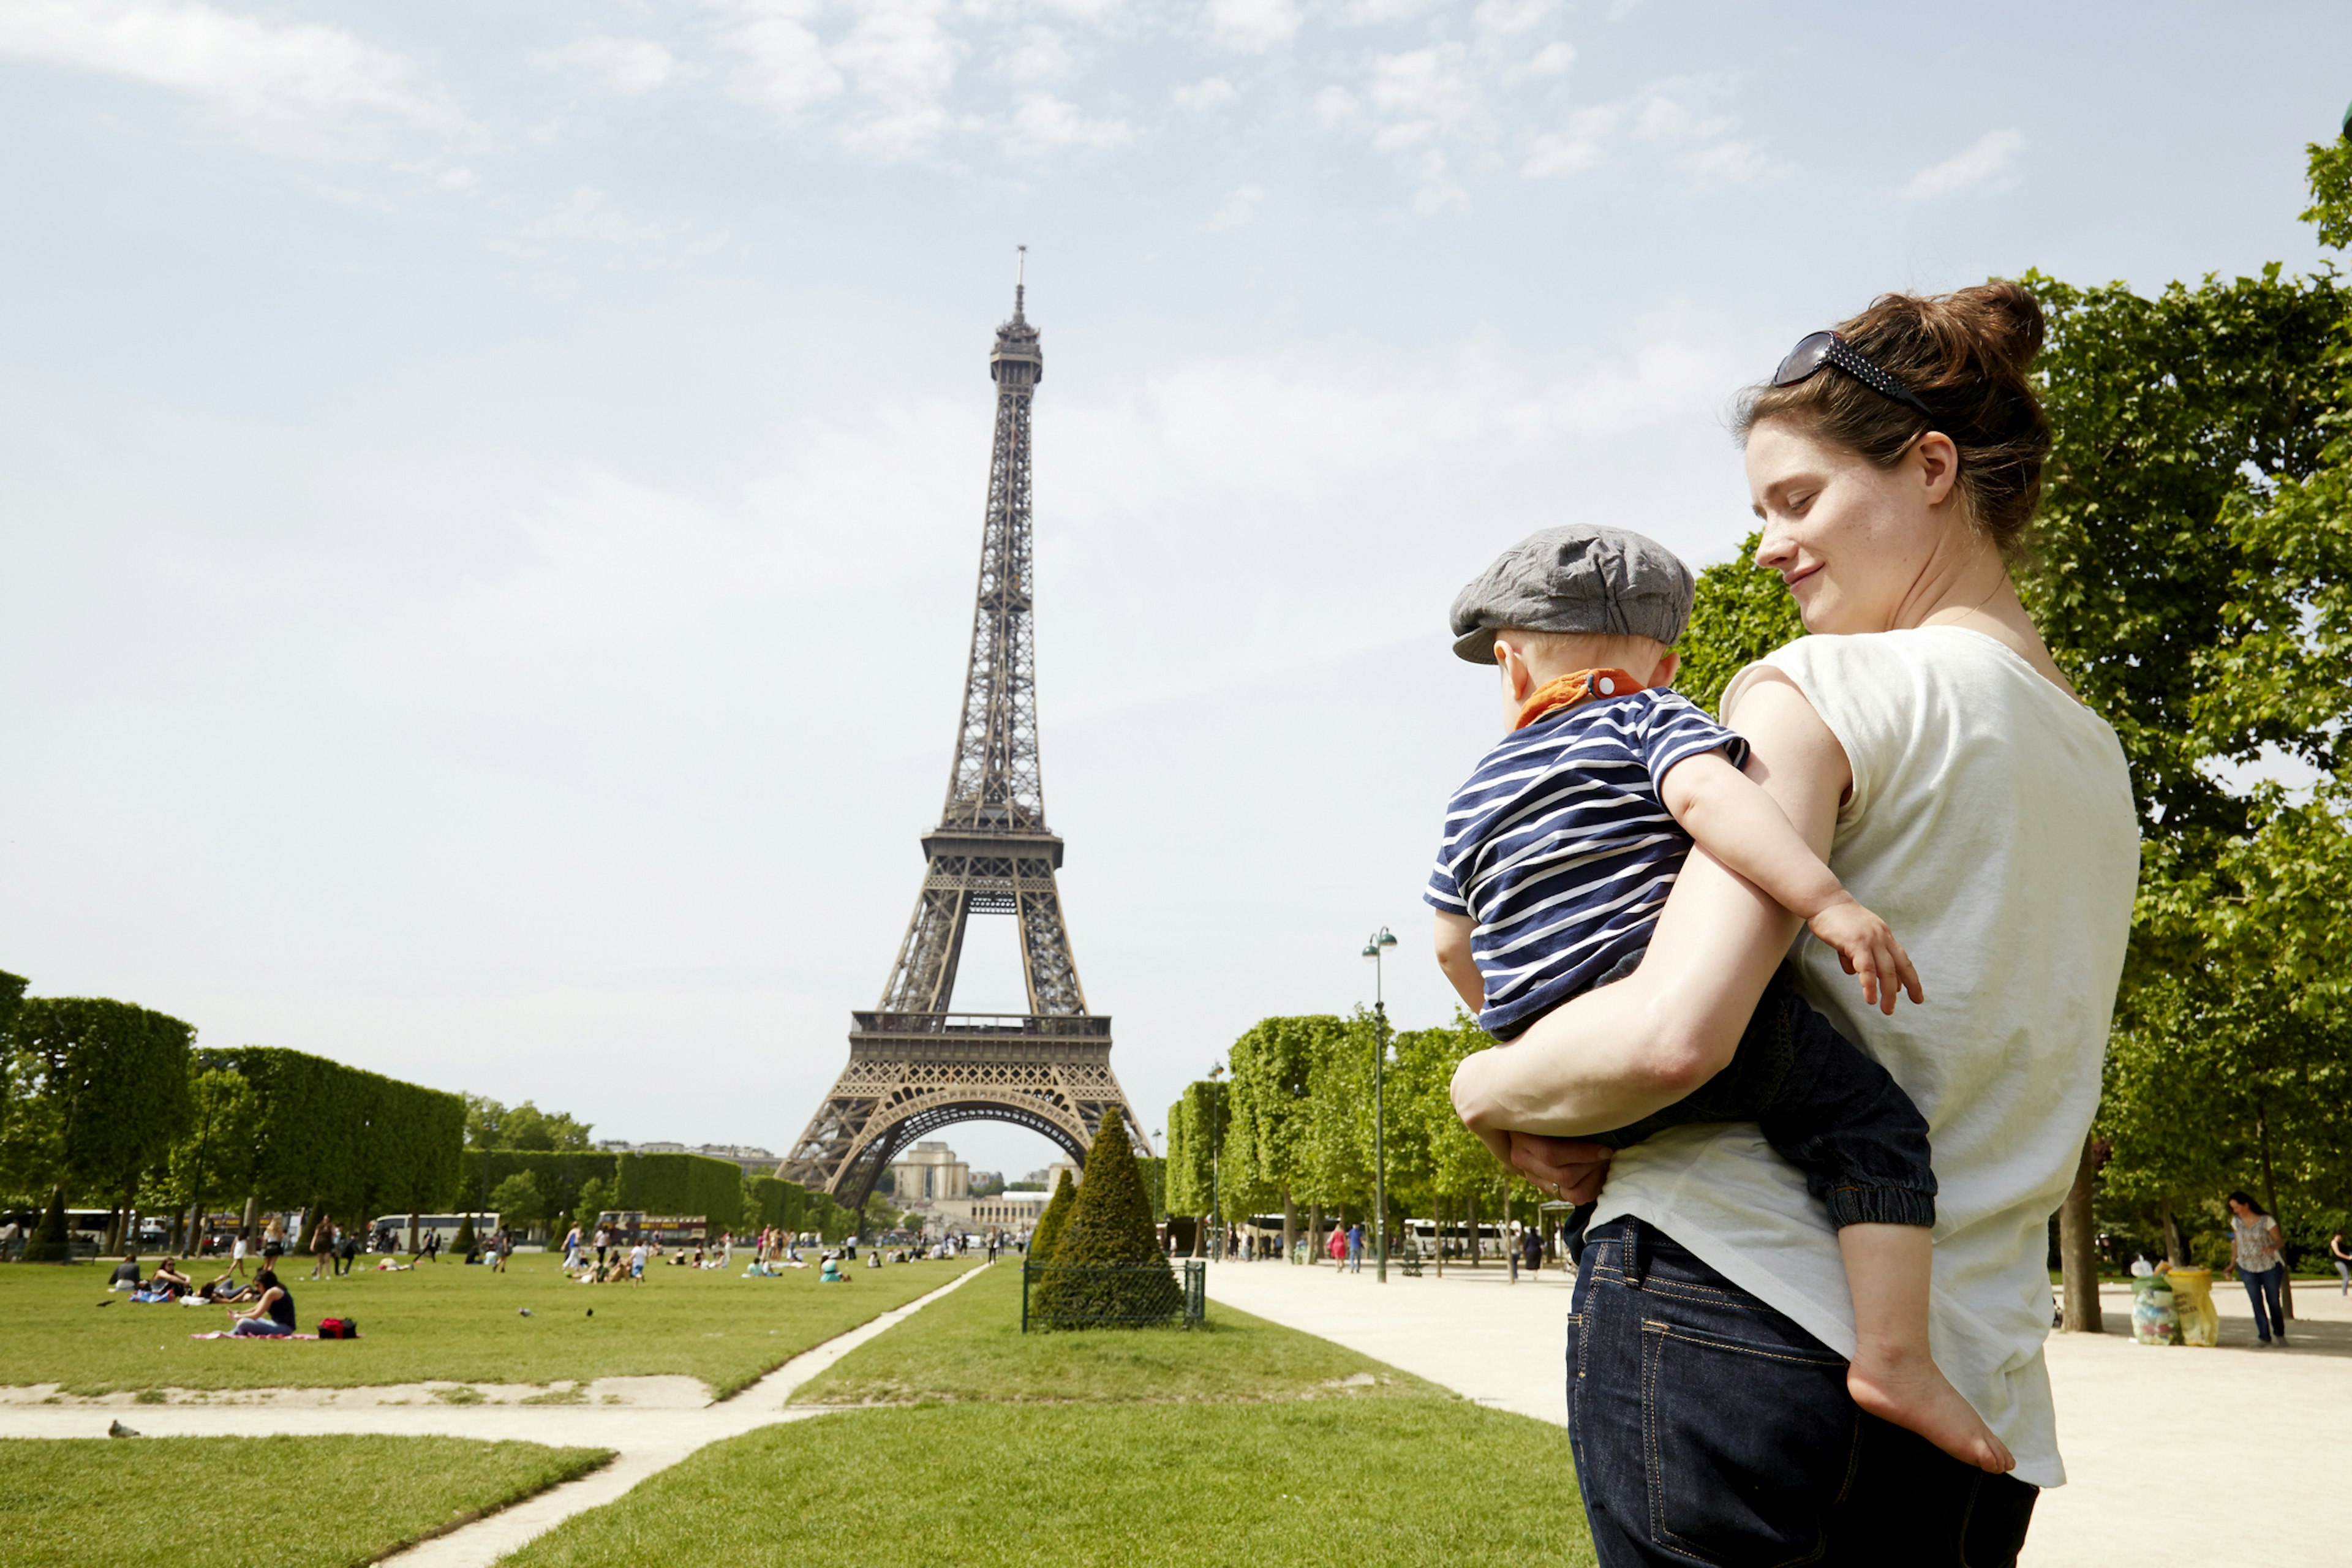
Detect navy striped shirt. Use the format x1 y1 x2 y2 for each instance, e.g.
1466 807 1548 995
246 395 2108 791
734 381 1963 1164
1426 688 1750 1039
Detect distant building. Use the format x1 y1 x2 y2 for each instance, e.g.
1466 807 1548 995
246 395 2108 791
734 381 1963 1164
889 1141 970 1204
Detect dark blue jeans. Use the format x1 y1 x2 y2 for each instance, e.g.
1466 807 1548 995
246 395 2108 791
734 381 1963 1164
1567 1219 2037 1566
2241 1262 2287 1341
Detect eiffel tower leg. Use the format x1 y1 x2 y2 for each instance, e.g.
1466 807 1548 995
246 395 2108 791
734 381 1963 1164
878 876 970 1014
1014 858 1088 1017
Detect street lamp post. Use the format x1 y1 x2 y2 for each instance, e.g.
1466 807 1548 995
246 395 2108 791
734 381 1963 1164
1362 926 1398 1283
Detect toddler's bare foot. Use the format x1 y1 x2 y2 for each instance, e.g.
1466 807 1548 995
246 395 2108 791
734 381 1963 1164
1848 1340 2014 1474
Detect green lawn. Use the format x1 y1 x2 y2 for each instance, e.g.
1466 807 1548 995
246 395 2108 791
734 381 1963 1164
794 1256 1439 1404
3 1434 609 1568
503 1402 1592 1568
510 1259 1596 1568
2 1253 977 1396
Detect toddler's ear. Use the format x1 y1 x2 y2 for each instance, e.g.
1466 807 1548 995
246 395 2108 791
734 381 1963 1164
1649 650 1682 690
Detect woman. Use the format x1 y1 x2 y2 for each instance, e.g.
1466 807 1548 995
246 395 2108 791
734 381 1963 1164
309 1215 334 1281
228 1268 296 1336
2228 1191 2288 1344
2330 1231 2350 1297
1452 282 2139 1564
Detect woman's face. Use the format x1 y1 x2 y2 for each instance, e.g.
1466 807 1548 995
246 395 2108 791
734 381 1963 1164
1743 417 1963 635
2227 1199 2250 1218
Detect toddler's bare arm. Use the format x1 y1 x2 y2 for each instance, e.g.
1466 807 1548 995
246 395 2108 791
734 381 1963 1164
1433 911 1485 1012
1660 750 1923 1014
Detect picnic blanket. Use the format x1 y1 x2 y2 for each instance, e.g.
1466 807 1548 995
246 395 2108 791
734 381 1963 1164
188 1331 320 1340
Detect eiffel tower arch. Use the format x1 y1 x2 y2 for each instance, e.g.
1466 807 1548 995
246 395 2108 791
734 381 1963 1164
780 255 1148 1211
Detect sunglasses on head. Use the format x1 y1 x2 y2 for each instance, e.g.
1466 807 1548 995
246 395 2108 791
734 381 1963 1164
1771 331 1934 420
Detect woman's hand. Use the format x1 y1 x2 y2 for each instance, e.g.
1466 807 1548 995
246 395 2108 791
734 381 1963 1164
1509 1133 1616 1203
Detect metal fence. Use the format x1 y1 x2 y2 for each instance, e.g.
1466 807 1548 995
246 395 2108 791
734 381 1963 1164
1022 1258 1205 1331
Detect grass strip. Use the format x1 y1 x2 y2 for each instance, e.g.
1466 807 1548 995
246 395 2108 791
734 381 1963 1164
0 1253 977 1396
794 1255 1442 1405
502 1402 1594 1568
1 1433 610 1568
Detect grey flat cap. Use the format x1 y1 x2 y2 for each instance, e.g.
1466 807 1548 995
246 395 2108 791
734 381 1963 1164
1449 526 1695 663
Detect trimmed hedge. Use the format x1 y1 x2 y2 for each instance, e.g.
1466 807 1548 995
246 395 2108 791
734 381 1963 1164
1030 1112 1182 1328
200 1046 464 1224
614 1150 744 1232
461 1150 619 1234
10 997 195 1218
1027 1169 1077 1265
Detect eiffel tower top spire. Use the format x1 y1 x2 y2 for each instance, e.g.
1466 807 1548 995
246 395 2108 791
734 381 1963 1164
940 250 1047 839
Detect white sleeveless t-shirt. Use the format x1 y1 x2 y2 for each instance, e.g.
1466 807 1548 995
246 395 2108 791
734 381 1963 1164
1596 626 2138 1487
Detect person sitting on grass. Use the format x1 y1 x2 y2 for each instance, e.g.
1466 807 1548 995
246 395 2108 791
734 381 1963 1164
146 1258 192 1298
108 1254 143 1292
818 1255 849 1284
227 1269 296 1337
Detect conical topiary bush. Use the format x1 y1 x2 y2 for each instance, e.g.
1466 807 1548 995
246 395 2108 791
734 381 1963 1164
1031 1111 1182 1329
1028 1170 1076 1265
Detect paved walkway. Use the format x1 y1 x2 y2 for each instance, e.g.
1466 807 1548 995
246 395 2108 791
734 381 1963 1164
0 1264 987 1567
1205 1258 2352 1568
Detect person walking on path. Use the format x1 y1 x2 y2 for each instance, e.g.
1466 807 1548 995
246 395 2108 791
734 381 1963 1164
2330 1231 2350 1296
561 1223 582 1270
2228 1192 2289 1345
1325 1222 1347 1271
230 1232 249 1280
1347 1222 1364 1274
1452 283 2140 1563
308 1215 334 1281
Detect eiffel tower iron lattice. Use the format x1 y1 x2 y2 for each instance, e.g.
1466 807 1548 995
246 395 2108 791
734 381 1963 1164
779 258 1148 1210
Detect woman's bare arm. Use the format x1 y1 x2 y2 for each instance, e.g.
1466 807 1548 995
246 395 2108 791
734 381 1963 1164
1450 673 1852 1140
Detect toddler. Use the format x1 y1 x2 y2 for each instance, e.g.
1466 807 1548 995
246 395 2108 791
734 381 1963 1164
1429 524 2011 1474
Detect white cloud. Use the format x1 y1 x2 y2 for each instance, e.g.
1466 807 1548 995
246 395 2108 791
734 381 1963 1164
520 187 680 247
715 0 962 160
1523 105 1614 177
1208 183 1265 228
720 4 844 120
1204 0 1300 53
995 26 1072 83
1472 0 1559 37
1678 138 1778 187
1339 0 1431 21
1506 40 1575 80
1321 42 1491 212
0 0 464 158
1901 129 2024 199
1173 75 1236 110
1633 94 1727 143
535 36 683 97
1002 93 1130 156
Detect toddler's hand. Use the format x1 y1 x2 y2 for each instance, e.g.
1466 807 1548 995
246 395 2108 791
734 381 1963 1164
1807 895 1924 1014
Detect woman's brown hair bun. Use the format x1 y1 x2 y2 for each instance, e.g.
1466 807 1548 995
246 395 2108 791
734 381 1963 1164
1736 279 2052 554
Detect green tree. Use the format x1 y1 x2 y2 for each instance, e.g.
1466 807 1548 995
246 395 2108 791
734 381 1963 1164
3 997 195 1254
168 1066 261 1250
1027 1169 1077 1264
2019 139 2352 1305
489 1170 546 1232
573 1175 613 1235
1031 1110 1182 1328
1678 537 1807 715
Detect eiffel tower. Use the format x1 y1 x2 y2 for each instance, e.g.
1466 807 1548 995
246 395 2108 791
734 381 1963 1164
779 255 1147 1208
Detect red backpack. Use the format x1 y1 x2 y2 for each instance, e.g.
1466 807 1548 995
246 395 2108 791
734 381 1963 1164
316 1317 359 1340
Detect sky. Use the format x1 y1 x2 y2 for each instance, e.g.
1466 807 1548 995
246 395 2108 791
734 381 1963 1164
3 0 2349 1181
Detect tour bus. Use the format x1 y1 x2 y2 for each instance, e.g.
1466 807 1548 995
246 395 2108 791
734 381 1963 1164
593 1212 707 1248
369 1213 500 1252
